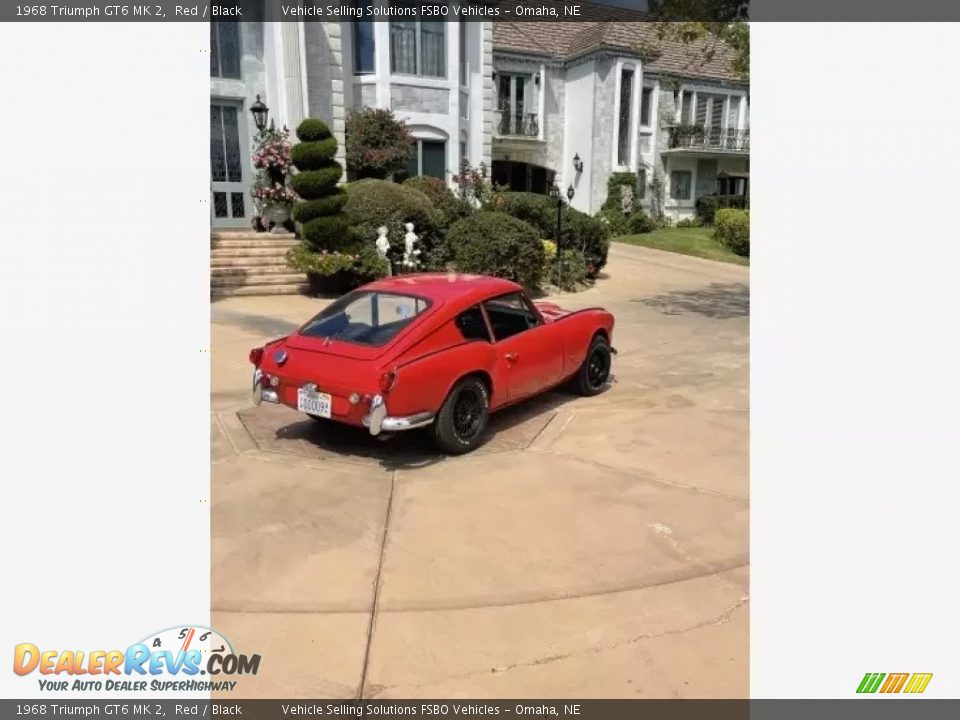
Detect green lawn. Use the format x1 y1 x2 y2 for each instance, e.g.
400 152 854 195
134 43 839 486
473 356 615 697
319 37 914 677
613 226 749 266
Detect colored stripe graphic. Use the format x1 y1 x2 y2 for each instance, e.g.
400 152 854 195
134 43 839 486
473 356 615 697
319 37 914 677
903 673 933 694
880 673 909 693
857 673 885 693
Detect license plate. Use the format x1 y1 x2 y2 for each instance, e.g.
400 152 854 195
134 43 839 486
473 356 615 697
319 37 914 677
297 388 332 418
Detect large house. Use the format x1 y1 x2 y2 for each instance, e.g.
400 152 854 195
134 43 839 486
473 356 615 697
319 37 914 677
210 16 747 228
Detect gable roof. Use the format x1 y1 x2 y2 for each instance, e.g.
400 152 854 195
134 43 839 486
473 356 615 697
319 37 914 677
493 10 745 84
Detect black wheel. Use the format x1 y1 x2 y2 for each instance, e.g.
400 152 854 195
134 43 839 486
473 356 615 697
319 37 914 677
432 377 490 454
572 335 612 396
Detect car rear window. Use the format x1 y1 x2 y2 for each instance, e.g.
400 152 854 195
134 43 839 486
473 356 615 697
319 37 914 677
299 291 431 347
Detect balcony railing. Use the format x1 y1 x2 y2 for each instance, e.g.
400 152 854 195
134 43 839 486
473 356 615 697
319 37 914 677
497 110 539 138
668 125 750 152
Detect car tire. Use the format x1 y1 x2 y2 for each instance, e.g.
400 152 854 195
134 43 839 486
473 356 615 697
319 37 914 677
572 335 612 396
432 376 490 455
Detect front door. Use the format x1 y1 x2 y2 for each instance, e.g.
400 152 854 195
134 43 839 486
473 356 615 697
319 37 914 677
210 100 250 228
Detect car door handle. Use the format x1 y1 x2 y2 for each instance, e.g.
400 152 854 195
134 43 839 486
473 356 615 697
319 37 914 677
504 351 519 362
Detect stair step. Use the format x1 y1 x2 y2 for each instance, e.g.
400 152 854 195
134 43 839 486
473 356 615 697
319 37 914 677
212 283 309 298
211 230 295 240
211 273 308 288
211 237 300 250
211 255 293 268
212 265 298 277
211 247 294 258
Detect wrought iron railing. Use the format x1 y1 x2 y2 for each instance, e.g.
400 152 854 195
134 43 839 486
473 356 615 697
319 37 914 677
497 110 539 138
668 125 750 152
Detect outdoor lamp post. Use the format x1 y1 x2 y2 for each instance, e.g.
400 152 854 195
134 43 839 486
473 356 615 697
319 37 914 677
250 95 269 133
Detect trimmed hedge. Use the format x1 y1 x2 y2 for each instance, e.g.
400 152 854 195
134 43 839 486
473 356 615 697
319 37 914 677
343 179 440 268
290 137 338 168
695 194 749 225
296 118 333 142
714 208 750 257
402 176 473 231
291 189 348 224
290 162 343 199
446 211 544 290
301 215 352 251
490 192 609 277
626 211 656 234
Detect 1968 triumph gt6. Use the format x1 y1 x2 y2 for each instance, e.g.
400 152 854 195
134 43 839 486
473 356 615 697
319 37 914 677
249 273 615 454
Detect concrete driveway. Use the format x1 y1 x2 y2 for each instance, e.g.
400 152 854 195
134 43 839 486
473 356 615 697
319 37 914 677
211 243 749 698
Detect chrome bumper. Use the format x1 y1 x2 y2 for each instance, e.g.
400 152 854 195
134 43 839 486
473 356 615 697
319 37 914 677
252 369 278 405
362 394 434 436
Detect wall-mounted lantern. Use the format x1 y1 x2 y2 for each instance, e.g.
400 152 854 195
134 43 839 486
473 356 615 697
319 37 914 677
573 153 583 174
250 95 269 133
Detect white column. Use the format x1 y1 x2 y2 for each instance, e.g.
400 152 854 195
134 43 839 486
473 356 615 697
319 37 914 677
279 21 305 129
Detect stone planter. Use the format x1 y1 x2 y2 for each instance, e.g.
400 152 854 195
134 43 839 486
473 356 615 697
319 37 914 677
264 204 291 232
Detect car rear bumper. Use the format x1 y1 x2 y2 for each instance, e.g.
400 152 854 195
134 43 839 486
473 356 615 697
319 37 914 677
362 394 435 436
254 372 432 436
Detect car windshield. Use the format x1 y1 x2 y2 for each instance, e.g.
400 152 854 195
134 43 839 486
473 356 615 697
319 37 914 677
299 291 431 347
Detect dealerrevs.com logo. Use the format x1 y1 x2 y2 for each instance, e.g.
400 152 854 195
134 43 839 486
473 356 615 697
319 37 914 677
13 626 260 692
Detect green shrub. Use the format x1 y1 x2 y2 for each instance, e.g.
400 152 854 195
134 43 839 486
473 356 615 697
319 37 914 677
597 207 630 237
290 137 338 168
626 211 655 234
676 216 703 228
291 189 348 224
301 215 352 251
487 191 555 236
714 208 750 256
696 194 749 225
601 171 642 214
446 211 544 290
296 118 333 142
403 176 473 231
290 118 353 272
343 179 440 268
547 249 588 291
561 210 609 278
490 192 609 278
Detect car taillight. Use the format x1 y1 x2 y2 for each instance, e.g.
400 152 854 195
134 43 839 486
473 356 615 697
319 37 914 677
249 347 264 366
379 371 397 393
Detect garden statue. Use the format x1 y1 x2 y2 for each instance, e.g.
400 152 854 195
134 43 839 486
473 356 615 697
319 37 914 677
402 222 421 270
376 225 392 276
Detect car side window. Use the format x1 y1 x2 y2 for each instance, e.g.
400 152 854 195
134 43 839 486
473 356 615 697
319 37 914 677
455 305 491 342
483 293 540 342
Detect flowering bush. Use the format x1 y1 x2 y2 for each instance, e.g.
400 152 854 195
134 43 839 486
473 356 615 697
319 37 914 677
252 126 293 174
252 181 297 206
452 161 493 206
345 107 414 180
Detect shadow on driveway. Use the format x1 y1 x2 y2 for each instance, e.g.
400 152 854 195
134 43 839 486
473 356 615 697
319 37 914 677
637 283 749 320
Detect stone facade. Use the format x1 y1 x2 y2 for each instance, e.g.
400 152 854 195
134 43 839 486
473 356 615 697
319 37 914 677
390 85 450 114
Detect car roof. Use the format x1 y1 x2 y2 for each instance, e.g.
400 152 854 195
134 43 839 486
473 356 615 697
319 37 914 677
361 273 522 305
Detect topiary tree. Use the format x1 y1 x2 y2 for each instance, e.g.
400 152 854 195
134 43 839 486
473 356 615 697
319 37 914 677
345 107 414 180
446 211 545 290
289 118 350 258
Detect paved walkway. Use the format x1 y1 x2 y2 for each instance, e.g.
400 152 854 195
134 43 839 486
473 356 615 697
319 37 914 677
211 243 749 698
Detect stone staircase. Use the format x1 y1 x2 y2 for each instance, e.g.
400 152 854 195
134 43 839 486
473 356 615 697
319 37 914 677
210 231 308 298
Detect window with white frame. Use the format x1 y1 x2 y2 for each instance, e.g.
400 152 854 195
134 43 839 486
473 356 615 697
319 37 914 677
390 3 445 78
459 19 468 85
671 170 692 200
210 22 240 79
640 86 653 128
353 20 375 75
496 72 538 137
617 66 635 166
404 139 446 179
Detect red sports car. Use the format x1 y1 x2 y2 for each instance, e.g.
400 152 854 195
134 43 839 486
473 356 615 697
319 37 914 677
249 273 615 454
